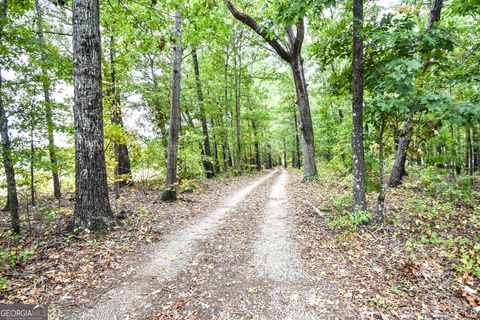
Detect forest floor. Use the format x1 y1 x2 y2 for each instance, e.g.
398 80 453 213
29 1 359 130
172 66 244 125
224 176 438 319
0 167 479 319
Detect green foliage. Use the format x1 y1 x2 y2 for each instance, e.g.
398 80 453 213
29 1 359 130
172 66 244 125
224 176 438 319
326 210 373 231
178 179 201 193
417 168 474 206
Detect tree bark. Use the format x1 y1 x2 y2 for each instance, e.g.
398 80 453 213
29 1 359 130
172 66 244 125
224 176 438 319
388 119 410 187
0 0 20 233
35 0 61 199
192 49 214 178
352 0 366 210
427 0 443 29
70 0 114 231
161 11 182 201
290 53 317 177
109 36 132 191
293 107 301 169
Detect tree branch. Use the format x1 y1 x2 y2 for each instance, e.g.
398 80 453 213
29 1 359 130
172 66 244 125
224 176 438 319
292 18 305 55
223 0 292 63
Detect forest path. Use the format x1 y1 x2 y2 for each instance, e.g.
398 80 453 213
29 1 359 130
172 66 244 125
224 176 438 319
69 170 278 320
141 169 337 320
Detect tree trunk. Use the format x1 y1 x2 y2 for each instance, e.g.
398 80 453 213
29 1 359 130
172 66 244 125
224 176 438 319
427 0 444 29
266 143 273 169
70 0 114 231
388 0 444 187
473 125 479 171
0 0 20 233
192 49 214 178
35 0 61 199
223 1 317 177
252 120 261 170
456 126 462 175
109 36 132 192
293 107 301 169
283 137 287 168
210 118 219 173
148 56 167 140
435 144 444 168
161 11 182 201
388 119 410 187
467 127 473 175
377 118 386 220
234 31 242 175
352 0 366 211
223 46 230 173
290 54 317 177
30 118 35 206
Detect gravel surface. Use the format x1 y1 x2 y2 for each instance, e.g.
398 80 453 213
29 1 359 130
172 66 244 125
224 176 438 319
71 170 277 320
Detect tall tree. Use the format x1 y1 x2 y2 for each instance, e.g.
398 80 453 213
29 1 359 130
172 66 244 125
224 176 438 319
69 0 114 231
0 0 20 233
388 0 444 187
192 49 215 178
161 11 182 201
35 0 61 199
352 0 366 210
224 0 317 178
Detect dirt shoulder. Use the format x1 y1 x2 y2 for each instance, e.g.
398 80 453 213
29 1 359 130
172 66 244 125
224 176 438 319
287 168 479 319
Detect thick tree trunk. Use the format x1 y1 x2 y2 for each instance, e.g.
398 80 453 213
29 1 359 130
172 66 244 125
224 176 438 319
109 37 132 191
161 11 182 201
70 0 114 231
0 0 20 233
35 0 61 199
290 54 317 177
352 0 366 211
192 49 214 178
388 119 410 187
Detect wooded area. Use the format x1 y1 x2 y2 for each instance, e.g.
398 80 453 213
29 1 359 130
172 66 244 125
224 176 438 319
0 0 479 318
